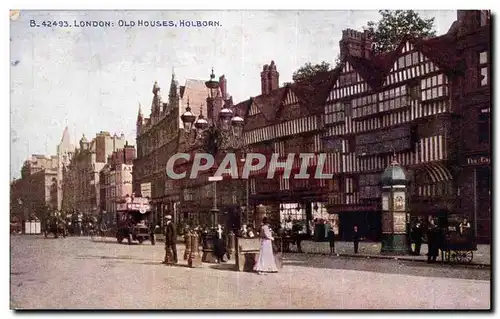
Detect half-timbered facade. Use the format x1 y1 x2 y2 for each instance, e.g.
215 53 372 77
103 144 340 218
321 10 491 242
238 63 337 231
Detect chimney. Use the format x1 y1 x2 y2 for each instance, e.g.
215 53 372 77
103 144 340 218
339 28 373 60
268 61 279 92
260 64 270 95
219 75 227 100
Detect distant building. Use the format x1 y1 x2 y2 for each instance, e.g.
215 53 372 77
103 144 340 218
62 131 126 215
99 144 136 225
11 168 57 221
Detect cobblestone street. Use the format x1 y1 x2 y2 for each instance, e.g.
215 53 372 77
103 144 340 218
10 235 490 309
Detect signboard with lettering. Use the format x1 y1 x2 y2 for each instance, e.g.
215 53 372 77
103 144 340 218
465 155 490 166
116 202 151 213
393 192 405 211
140 183 151 198
382 195 389 211
381 214 393 233
393 212 407 234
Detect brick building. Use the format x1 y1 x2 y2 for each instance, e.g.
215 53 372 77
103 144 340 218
62 132 125 215
99 144 136 225
452 10 491 242
133 72 210 226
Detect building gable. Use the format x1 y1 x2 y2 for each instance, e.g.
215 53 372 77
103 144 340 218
248 101 261 116
384 40 441 86
326 60 369 103
283 88 300 106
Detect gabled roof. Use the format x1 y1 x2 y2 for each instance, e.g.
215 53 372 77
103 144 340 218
335 28 461 91
285 69 340 115
252 87 287 121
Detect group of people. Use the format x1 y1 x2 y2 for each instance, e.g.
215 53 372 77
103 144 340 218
410 217 472 263
162 215 281 275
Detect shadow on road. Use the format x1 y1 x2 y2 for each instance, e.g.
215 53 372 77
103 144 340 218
281 255 490 281
209 263 237 272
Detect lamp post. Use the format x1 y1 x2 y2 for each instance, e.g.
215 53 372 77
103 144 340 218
180 68 245 262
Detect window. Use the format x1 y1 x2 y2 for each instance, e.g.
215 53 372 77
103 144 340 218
421 74 448 102
344 102 352 117
479 51 488 86
478 108 490 143
325 102 345 124
378 85 408 111
409 84 420 100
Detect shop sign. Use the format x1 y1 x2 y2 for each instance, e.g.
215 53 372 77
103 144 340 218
466 155 490 166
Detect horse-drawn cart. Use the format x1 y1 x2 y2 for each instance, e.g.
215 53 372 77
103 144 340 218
440 223 476 264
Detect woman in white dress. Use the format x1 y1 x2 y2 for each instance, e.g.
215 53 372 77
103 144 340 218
254 217 279 274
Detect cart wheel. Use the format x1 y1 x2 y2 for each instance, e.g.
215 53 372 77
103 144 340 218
456 250 473 263
464 251 473 263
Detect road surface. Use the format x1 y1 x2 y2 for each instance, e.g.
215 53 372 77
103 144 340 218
10 235 491 309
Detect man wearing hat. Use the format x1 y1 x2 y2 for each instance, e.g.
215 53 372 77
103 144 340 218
163 214 178 264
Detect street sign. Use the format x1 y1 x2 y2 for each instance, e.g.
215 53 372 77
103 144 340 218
208 176 223 182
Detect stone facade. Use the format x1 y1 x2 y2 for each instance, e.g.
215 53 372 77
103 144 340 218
99 145 136 225
11 168 57 221
133 72 213 226
62 132 125 215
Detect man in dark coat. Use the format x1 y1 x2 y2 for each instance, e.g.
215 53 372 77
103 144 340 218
163 215 178 264
353 225 360 254
426 219 439 263
328 221 336 255
413 221 423 256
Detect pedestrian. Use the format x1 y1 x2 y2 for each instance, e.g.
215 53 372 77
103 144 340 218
213 224 226 263
163 215 178 264
353 225 360 254
328 221 336 255
426 219 439 263
254 217 279 275
413 221 423 256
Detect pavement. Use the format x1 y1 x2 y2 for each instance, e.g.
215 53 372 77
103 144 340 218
288 240 491 266
10 235 490 309
155 234 491 266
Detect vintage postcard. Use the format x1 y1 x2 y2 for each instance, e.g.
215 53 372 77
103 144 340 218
10 9 491 310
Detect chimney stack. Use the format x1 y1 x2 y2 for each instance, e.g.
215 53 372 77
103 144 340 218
261 64 270 95
339 28 373 60
219 75 227 100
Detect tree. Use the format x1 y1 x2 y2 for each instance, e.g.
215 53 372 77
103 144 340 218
292 61 332 83
365 10 437 54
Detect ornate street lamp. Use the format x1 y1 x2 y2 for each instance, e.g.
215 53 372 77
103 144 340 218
205 67 219 99
180 67 246 263
180 98 196 132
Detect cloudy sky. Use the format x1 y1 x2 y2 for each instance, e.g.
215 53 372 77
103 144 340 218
10 10 457 178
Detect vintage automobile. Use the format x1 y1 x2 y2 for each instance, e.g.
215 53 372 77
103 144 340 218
116 196 155 245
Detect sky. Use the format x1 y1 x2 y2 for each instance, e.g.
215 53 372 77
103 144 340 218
10 10 457 179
